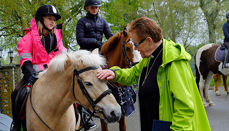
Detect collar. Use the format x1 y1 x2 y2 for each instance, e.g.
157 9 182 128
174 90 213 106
151 43 163 58
86 12 98 19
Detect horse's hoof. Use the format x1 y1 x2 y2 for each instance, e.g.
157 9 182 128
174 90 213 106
215 91 221 96
209 103 215 106
204 103 208 108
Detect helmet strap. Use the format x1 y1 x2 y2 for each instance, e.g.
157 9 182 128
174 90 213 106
39 17 53 33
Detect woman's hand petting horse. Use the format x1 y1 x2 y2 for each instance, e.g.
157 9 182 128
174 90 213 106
97 69 115 80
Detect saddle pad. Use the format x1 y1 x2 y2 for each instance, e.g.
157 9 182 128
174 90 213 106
215 46 225 62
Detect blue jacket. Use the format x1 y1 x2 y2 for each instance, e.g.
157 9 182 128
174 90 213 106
76 12 113 50
223 21 229 42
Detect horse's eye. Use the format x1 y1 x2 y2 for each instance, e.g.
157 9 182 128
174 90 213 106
126 47 131 52
84 82 93 87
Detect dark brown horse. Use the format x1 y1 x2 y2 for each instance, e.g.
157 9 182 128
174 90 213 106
195 43 229 107
99 28 141 131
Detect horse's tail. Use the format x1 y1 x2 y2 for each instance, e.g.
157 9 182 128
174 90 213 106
195 54 200 90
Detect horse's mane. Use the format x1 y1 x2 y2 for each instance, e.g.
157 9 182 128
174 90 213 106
100 32 121 55
49 50 106 72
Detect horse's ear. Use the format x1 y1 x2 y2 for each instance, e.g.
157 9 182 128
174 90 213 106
123 25 128 37
65 54 72 69
92 48 99 54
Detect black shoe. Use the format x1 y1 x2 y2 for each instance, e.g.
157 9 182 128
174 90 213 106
10 121 21 131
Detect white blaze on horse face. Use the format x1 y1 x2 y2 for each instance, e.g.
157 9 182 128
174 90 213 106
130 41 142 63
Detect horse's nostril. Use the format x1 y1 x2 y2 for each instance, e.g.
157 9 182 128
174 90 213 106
110 110 116 117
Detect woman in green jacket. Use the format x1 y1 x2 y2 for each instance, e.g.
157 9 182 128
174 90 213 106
97 17 211 131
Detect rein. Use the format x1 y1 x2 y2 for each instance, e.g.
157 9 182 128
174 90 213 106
29 66 112 131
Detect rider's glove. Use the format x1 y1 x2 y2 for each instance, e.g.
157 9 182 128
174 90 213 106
95 41 103 48
28 73 37 85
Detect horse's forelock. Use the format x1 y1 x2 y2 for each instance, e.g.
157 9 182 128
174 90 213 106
71 50 106 68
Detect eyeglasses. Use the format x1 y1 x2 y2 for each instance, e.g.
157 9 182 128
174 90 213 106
133 38 146 47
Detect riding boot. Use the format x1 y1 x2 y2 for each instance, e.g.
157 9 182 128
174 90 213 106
10 90 21 131
79 106 96 130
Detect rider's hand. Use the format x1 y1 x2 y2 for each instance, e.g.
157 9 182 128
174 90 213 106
28 73 37 85
96 41 103 48
97 69 115 80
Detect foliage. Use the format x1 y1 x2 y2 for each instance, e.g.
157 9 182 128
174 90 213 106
102 0 143 33
199 0 228 43
0 0 84 51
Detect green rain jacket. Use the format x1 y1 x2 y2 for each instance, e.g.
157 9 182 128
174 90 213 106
110 39 211 131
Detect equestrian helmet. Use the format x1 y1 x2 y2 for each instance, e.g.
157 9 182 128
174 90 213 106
226 12 229 18
84 0 101 7
35 5 61 22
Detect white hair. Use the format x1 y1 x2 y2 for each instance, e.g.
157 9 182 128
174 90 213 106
49 50 106 72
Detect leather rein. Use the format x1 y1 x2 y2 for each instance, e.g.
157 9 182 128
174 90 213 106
29 66 112 131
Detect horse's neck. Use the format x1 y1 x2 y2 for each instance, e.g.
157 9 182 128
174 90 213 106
32 70 74 120
107 46 127 68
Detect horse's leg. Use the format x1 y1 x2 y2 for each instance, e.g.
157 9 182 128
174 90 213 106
223 75 229 95
205 73 215 106
199 78 208 107
119 115 126 131
213 74 220 96
100 119 108 131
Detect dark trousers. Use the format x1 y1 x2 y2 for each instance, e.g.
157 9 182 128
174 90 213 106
224 42 229 63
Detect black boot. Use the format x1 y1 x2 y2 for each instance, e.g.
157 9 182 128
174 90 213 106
80 107 96 130
10 90 21 131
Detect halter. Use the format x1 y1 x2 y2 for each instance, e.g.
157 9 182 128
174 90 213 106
121 38 135 67
30 66 112 131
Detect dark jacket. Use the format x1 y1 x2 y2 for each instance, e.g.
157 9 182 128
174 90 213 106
76 12 113 50
223 21 229 42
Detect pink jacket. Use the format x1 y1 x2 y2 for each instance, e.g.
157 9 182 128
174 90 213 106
17 18 67 72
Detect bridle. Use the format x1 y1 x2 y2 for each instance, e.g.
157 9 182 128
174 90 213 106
121 38 137 67
30 66 112 131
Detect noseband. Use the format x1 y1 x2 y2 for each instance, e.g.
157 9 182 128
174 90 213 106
72 66 112 108
30 66 112 131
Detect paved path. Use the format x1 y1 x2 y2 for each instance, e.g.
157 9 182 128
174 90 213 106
205 87 229 131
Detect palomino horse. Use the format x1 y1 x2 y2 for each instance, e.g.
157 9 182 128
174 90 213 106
99 28 141 131
26 50 122 131
195 43 229 107
213 74 229 96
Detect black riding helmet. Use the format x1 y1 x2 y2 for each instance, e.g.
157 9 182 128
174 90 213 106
84 0 101 8
35 5 61 22
226 12 229 19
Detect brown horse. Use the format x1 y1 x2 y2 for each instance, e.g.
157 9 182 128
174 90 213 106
99 28 141 131
195 43 229 107
213 74 229 96
26 50 122 131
